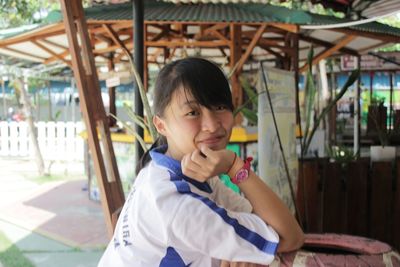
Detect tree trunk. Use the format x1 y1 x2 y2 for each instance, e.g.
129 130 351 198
15 78 46 176
47 81 53 121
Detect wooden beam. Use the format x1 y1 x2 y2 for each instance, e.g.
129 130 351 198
0 23 66 47
0 46 46 61
254 39 294 54
269 23 299 33
209 29 229 42
234 23 267 75
194 23 230 42
40 39 68 50
94 42 133 55
44 49 70 64
113 51 126 63
229 23 242 117
194 23 229 39
43 30 117 64
258 44 284 59
219 47 227 58
145 40 229 47
93 33 113 44
283 32 292 70
44 33 132 65
89 22 132 35
299 34 359 56
359 41 388 54
144 25 149 90
149 27 168 42
31 40 72 67
102 24 126 50
60 0 125 237
300 35 356 73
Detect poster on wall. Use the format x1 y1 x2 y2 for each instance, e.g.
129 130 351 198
257 65 298 212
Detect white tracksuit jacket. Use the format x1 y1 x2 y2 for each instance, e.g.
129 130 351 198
98 145 279 267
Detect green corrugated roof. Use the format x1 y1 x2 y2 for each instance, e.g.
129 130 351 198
34 1 400 39
309 12 400 37
45 1 267 23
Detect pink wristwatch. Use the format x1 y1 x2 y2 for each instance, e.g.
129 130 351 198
231 157 253 185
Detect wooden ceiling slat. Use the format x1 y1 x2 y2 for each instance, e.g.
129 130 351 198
145 40 230 47
234 24 267 75
0 23 66 47
41 39 68 50
0 46 47 61
31 40 72 67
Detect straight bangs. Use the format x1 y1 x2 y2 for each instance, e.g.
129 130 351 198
179 59 234 111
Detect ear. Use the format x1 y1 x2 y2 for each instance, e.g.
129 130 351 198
153 115 168 136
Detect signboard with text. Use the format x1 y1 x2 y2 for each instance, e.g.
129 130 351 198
257 66 298 212
341 52 400 71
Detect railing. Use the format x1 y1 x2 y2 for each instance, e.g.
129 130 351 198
0 121 84 161
297 158 400 252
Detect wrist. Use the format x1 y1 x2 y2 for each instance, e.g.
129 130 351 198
227 156 244 178
225 151 237 175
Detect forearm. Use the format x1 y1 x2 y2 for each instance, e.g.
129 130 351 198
236 172 304 252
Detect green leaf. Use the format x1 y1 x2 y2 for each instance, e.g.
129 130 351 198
240 76 258 107
241 107 258 125
115 117 148 152
304 69 360 153
54 110 62 120
302 47 317 150
122 106 149 134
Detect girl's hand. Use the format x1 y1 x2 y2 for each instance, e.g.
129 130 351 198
181 146 236 182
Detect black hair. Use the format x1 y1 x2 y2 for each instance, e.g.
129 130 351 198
136 57 233 174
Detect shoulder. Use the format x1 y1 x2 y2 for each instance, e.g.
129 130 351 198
135 161 180 198
134 161 189 217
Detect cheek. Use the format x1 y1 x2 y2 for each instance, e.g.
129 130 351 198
171 119 199 137
221 113 234 129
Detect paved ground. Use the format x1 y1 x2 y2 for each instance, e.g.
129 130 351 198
0 158 108 267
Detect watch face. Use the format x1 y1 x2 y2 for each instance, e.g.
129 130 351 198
236 169 248 182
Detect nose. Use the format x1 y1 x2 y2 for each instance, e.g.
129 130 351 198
201 110 221 133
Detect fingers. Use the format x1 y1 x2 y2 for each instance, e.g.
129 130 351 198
191 149 208 166
181 147 235 181
181 152 208 182
199 145 216 160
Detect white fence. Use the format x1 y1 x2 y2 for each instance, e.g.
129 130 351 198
0 121 85 161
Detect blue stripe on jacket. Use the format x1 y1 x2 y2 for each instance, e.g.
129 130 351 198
159 247 191 267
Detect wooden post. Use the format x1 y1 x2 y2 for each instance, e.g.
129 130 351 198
389 72 394 131
60 0 125 237
133 0 144 164
143 23 148 91
354 56 361 155
292 32 301 134
229 23 242 110
108 54 117 127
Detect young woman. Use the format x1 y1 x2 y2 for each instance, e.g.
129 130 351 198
98 57 304 267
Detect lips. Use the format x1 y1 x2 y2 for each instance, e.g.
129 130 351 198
198 135 225 145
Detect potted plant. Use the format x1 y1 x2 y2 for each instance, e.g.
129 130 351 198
301 48 359 159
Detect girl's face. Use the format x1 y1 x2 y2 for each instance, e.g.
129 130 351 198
153 87 234 161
